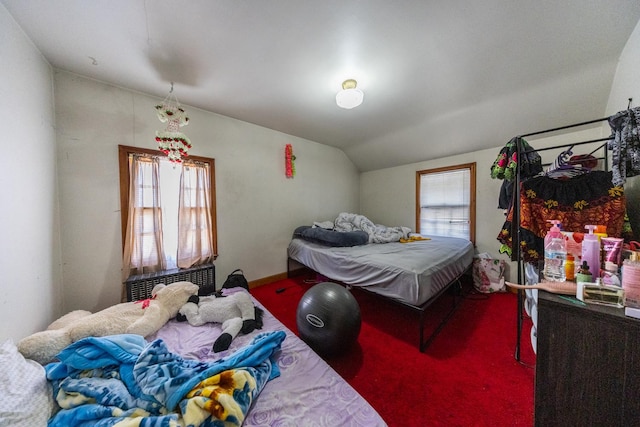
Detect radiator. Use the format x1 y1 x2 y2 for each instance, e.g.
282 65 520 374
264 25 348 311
124 263 215 301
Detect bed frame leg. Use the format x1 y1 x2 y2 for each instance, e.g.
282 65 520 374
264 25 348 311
419 311 426 352
419 279 464 352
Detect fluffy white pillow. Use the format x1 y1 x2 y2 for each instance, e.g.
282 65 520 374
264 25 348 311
0 340 53 426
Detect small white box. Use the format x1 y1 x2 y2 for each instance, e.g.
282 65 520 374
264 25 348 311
625 306 640 320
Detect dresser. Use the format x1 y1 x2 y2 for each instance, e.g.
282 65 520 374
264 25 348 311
535 291 640 426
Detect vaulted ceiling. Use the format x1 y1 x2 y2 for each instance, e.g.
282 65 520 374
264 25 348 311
3 0 640 171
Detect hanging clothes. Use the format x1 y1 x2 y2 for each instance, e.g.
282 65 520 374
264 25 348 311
491 137 543 181
497 181 515 211
545 146 574 174
608 106 640 186
543 146 591 180
491 137 543 209
496 170 626 264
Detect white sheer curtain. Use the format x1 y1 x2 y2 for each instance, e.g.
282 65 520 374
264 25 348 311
122 154 166 279
176 160 214 268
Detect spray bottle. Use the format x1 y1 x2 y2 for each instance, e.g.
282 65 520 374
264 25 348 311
581 225 601 279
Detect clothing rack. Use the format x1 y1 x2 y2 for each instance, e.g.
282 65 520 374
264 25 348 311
513 117 611 362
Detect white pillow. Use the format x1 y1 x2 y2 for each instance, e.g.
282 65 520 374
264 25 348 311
0 340 53 427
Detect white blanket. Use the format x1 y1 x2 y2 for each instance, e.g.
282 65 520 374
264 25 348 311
333 212 411 243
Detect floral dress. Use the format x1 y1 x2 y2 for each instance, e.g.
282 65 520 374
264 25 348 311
497 170 626 264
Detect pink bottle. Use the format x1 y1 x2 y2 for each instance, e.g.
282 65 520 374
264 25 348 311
581 225 601 279
544 220 563 248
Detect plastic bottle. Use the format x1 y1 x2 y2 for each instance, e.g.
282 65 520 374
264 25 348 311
594 225 608 242
622 252 640 308
544 237 567 282
544 220 563 248
581 225 601 279
565 253 575 281
601 261 620 286
576 261 593 283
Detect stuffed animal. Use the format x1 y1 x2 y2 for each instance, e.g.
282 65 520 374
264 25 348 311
177 289 264 352
18 281 199 365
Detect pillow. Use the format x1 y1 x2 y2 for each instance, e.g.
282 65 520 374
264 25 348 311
293 226 369 247
0 339 54 426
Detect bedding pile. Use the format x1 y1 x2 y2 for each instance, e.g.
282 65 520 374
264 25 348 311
45 331 285 427
0 339 53 426
332 212 411 243
152 297 389 426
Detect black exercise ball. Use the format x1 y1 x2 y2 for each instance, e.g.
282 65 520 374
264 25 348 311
296 282 361 357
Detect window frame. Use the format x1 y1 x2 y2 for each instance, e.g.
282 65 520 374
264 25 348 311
118 144 218 260
415 162 476 245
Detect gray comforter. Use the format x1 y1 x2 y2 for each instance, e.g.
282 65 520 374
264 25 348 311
333 212 411 243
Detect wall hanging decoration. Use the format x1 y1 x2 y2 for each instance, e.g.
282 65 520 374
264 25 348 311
285 144 295 178
155 82 192 163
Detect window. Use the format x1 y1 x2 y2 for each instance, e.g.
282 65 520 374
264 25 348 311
118 145 218 276
416 163 475 244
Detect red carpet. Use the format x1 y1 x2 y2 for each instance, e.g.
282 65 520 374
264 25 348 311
252 274 535 426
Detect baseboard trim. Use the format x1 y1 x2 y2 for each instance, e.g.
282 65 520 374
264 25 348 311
249 272 288 289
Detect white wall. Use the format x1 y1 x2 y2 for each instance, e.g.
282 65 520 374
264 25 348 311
4 5 638 339
0 5 62 343
606 18 640 236
360 27 640 284
360 145 507 260
55 71 360 313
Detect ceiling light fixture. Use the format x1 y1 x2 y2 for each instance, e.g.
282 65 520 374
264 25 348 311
336 79 364 109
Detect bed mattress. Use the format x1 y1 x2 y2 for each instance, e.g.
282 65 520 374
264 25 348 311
288 235 475 306
150 294 386 426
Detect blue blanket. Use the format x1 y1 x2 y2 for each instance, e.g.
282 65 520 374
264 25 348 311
45 331 286 427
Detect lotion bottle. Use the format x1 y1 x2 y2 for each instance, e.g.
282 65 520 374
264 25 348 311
581 225 601 279
622 252 640 308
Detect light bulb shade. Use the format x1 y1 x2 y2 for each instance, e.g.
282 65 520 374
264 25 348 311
336 89 364 109
336 79 364 109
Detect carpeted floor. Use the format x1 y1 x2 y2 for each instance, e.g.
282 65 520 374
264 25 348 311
251 273 536 427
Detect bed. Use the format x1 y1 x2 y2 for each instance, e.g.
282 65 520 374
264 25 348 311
1 288 387 427
288 217 475 352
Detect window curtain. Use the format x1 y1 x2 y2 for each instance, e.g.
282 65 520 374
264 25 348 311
122 154 166 279
177 161 214 268
419 169 470 239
